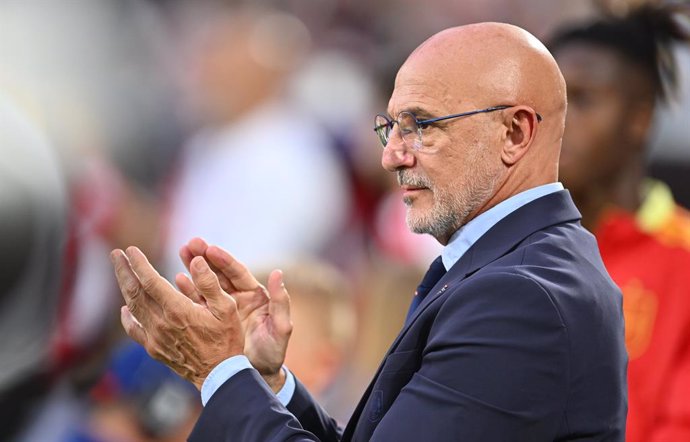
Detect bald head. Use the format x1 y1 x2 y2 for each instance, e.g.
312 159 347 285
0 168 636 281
398 22 566 156
383 23 567 243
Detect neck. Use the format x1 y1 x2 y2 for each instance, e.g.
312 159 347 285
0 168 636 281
471 167 556 223
571 157 645 231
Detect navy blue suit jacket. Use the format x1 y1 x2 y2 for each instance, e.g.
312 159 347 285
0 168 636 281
189 191 628 441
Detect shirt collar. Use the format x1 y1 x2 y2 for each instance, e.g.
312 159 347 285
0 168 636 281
441 182 564 270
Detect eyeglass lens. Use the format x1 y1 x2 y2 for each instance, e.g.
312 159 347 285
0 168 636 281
374 112 421 148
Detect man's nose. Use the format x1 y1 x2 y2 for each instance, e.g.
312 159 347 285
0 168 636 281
381 136 416 172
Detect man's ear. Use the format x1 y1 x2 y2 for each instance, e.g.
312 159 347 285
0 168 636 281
501 107 539 166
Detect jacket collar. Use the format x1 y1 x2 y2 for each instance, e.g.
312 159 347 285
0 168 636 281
396 190 581 349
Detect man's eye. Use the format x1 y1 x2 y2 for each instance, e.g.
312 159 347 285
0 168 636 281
418 122 431 130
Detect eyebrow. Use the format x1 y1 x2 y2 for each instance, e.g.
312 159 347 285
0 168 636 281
387 106 436 119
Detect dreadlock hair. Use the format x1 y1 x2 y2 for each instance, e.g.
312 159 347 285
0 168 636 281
549 2 690 104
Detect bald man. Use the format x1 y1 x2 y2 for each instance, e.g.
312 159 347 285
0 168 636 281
111 23 627 441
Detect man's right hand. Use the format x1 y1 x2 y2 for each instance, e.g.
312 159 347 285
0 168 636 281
177 238 293 392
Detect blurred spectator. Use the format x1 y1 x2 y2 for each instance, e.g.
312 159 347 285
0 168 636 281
347 259 425 385
550 4 690 441
0 96 69 440
258 260 356 422
163 4 351 275
648 24 690 209
64 341 201 442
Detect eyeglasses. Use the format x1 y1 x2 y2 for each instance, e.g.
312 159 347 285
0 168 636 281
374 105 543 150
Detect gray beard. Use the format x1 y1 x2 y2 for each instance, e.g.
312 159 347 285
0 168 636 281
399 160 500 241
404 193 464 240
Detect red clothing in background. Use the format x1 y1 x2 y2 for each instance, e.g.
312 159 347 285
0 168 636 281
595 181 690 442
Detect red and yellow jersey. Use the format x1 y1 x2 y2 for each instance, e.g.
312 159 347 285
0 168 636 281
595 181 690 442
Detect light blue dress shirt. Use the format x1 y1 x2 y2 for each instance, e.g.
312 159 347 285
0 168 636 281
201 356 295 406
441 182 564 270
201 182 564 407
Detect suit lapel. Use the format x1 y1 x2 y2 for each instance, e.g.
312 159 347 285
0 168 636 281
342 190 581 440
389 190 581 352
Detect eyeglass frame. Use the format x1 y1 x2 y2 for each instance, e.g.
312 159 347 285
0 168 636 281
374 105 543 149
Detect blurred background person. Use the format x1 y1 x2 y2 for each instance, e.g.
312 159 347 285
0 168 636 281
163 4 352 276
258 261 357 424
549 3 690 441
64 341 201 442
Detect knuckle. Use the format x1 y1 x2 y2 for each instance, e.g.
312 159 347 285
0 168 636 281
123 279 141 298
140 275 159 293
198 274 219 292
127 302 140 317
166 307 184 326
224 262 241 278
150 312 170 332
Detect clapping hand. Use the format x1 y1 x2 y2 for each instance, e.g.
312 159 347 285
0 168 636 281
111 239 292 392
178 238 293 391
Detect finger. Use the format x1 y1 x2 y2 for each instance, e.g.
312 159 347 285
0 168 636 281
233 288 270 322
180 240 232 292
216 273 233 292
111 249 140 304
187 237 209 257
205 245 259 291
179 237 209 269
121 305 148 347
189 256 234 319
175 272 206 305
179 245 195 272
126 246 184 311
111 249 161 323
267 269 293 334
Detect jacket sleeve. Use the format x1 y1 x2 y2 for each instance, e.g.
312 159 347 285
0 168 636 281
189 368 341 442
368 272 570 441
287 377 343 441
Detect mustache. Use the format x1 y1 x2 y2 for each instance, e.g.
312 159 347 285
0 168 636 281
397 170 432 188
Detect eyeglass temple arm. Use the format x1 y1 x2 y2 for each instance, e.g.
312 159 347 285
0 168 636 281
417 106 542 125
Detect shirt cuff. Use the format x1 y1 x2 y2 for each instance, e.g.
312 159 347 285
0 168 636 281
276 366 296 406
200 355 253 406
200 355 296 407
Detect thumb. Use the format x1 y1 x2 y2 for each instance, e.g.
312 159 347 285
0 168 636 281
267 270 292 335
189 256 235 320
